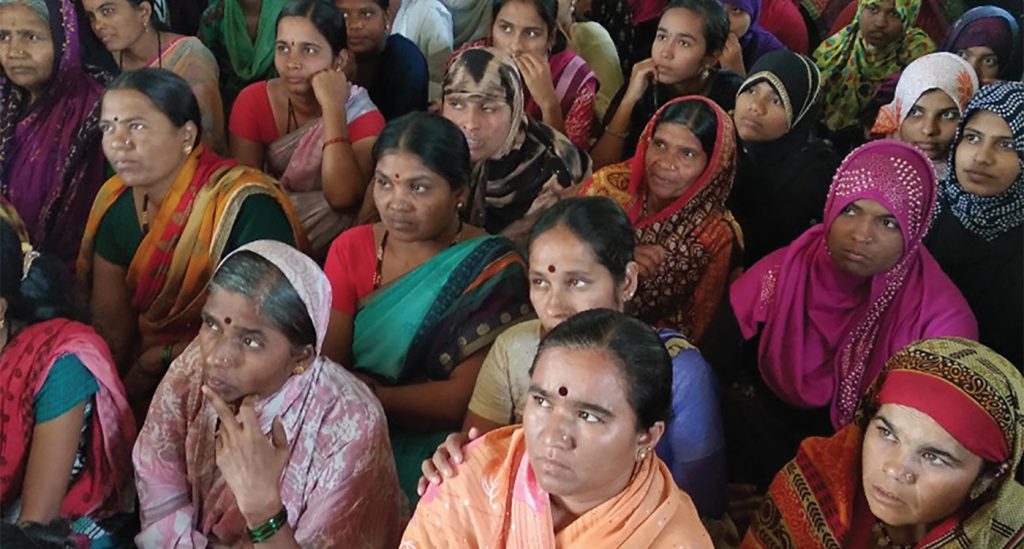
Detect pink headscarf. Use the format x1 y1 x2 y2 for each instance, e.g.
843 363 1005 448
730 140 978 428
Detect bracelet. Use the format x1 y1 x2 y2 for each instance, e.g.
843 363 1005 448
160 342 175 369
322 136 349 151
604 126 627 139
247 507 288 544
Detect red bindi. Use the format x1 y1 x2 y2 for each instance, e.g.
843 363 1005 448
558 386 568 397
224 317 232 325
547 264 556 273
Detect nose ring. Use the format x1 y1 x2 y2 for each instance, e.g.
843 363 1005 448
561 434 570 442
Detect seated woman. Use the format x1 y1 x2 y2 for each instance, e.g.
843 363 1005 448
592 0 744 169
455 0 598 150
719 0 786 75
871 52 978 180
813 0 934 142
730 49 839 267
198 0 287 109
925 82 1024 370
440 47 591 241
712 140 978 490
0 0 107 270
403 309 714 547
229 0 385 256
81 0 226 153
390 0 454 102
425 196 726 517
557 0 622 121
1 202 136 546
744 337 1024 548
322 112 531 500
582 96 741 344
134 240 404 547
78 68 305 418
942 5 1022 87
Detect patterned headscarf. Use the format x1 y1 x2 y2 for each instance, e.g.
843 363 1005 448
871 52 978 136
939 81 1024 241
813 0 936 131
738 49 823 141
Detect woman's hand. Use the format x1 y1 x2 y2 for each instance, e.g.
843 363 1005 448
624 58 658 104
720 33 745 75
416 428 481 496
204 387 290 526
634 244 666 279
311 68 350 115
515 53 558 112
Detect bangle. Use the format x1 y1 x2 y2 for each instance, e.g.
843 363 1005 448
322 136 349 151
604 126 627 139
160 343 175 369
247 507 288 544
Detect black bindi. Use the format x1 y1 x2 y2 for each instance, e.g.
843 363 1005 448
558 386 568 397
224 317 232 325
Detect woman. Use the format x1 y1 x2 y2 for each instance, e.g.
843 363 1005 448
942 6 1022 86
718 140 977 489
730 49 839 267
871 52 978 180
440 46 591 241
403 309 714 547
0 0 107 269
813 0 935 136
557 0 622 121
582 96 741 344
229 0 384 256
323 112 531 500
592 0 743 169
720 0 786 74
454 0 597 149
81 0 226 153
425 197 726 517
1 202 136 546
77 68 305 418
926 82 1024 370
197 0 287 109
744 337 1024 548
134 240 404 547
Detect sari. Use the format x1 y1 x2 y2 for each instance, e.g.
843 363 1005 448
722 0 787 71
0 0 106 269
813 0 935 132
135 240 404 547
152 36 226 154
403 426 713 547
731 140 978 429
744 337 1024 548
941 6 1022 82
581 96 741 343
198 0 286 106
1 319 136 521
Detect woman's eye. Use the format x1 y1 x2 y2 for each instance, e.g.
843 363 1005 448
940 111 959 120
499 24 511 33
876 425 894 440
446 100 463 110
530 277 547 287
101 6 114 15
303 46 316 55
681 149 696 158
655 33 666 42
129 122 145 131
533 395 551 408
982 57 999 67
922 452 947 466
908 107 923 117
881 218 899 230
376 177 392 188
242 336 262 349
579 411 601 423
963 133 981 144
842 205 857 215
202 317 219 332
999 139 1015 150
527 30 539 38
771 95 782 105
568 278 586 288
411 183 426 193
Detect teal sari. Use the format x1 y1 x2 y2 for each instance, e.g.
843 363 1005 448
353 235 531 501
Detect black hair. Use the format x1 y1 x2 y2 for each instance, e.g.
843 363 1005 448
277 0 348 56
662 0 729 54
106 68 202 147
491 0 568 53
210 250 317 349
0 221 78 325
533 309 672 430
371 112 472 189
121 0 170 32
527 196 635 284
654 99 719 158
370 0 389 10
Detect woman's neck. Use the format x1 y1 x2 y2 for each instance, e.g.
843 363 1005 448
879 521 929 547
122 28 161 70
669 73 708 97
385 216 462 257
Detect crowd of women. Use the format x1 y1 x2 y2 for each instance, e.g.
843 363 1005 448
1 0 1022 546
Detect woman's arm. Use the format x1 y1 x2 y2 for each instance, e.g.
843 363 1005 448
322 310 354 368
589 59 655 168
17 403 87 524
90 255 135 372
313 70 375 210
229 133 266 169
564 83 596 150
376 347 489 431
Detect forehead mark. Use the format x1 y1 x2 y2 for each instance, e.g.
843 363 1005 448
558 386 568 397
547 264 556 273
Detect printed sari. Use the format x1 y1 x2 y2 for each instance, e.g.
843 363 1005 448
197 0 286 106
153 36 226 154
403 426 713 547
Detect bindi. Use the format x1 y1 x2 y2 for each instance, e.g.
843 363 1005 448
547 264 556 273
223 317 232 325
558 386 568 397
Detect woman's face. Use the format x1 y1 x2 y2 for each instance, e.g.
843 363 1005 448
826 199 904 277
81 0 148 54
651 8 715 85
898 89 960 161
528 226 637 334
861 404 985 532
954 110 1020 197
644 121 709 208
199 287 312 405
734 81 789 142
275 16 339 96
0 3 54 99
373 150 464 242
337 0 388 55
524 345 663 506
957 46 1000 86
491 0 553 58
442 93 514 162
99 88 196 191
858 0 904 50
725 4 752 37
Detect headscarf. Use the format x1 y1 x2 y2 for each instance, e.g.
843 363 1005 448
197 0 287 102
813 0 935 131
871 52 978 137
942 6 1022 81
737 49 824 159
938 81 1024 242
722 0 787 71
0 0 106 266
731 140 979 428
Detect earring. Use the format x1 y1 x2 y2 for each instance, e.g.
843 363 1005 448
635 447 650 461
0 316 6 331
701 66 711 80
457 201 465 211
293 365 305 375
184 145 193 155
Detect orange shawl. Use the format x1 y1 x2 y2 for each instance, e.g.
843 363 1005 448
402 426 712 548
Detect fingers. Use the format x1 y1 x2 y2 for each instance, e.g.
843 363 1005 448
417 474 430 496
443 432 470 464
203 385 241 433
270 417 289 449
466 427 482 441
236 394 260 429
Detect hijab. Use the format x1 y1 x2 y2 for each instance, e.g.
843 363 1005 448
942 5 1022 81
737 49 824 160
722 0 786 71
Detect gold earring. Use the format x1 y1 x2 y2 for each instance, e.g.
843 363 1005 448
184 145 193 155
293 365 305 375
636 447 650 461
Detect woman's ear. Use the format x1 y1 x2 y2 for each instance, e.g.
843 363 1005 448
291 344 315 366
334 49 351 72
137 1 154 27
968 462 1009 502
620 261 640 303
636 421 666 454
179 121 198 150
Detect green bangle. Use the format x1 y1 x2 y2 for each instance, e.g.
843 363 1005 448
160 343 175 368
247 507 288 544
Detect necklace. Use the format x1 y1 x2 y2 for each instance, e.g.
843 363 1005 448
874 522 915 549
373 219 464 289
286 98 298 134
119 27 162 70
140 192 150 233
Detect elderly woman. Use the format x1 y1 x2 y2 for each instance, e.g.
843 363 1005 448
133 240 404 546
403 309 714 547
744 337 1024 547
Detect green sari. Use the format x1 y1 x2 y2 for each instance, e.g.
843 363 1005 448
198 0 285 106
353 234 531 500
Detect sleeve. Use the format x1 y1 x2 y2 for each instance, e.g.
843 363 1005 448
466 335 515 424
93 193 140 267
564 82 596 150
34 354 100 423
347 109 386 143
229 82 273 144
323 226 374 316
388 39 430 116
223 194 297 253
422 7 454 102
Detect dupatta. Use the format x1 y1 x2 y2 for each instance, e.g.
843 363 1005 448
155 36 226 154
197 0 286 101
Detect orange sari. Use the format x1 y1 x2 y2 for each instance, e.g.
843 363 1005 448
402 426 712 548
